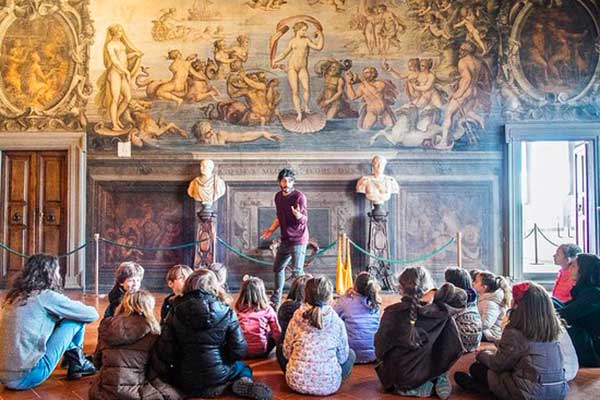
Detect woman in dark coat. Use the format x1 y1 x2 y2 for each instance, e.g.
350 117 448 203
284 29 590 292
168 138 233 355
89 290 181 400
152 269 272 399
375 266 466 399
554 253 600 367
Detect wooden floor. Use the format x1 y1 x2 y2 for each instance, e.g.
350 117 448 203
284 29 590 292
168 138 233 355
1 292 599 400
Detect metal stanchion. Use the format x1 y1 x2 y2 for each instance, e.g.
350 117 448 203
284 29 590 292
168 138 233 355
94 233 100 297
456 231 462 268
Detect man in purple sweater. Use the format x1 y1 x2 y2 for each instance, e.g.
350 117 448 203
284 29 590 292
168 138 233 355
261 168 309 308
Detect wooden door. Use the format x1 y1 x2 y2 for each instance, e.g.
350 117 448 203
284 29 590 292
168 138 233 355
1 151 67 284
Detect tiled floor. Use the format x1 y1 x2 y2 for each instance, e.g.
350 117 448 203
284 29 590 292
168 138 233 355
0 292 598 399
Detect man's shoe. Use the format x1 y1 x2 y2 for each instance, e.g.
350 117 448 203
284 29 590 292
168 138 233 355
454 372 489 394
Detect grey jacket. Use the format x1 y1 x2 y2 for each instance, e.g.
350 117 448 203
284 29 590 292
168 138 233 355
477 328 568 400
0 290 98 382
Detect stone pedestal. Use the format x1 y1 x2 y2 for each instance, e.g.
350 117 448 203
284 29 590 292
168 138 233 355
194 204 217 268
366 203 394 291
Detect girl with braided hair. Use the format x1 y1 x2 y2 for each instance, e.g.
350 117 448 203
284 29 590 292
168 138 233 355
374 266 467 399
282 276 356 395
334 271 382 363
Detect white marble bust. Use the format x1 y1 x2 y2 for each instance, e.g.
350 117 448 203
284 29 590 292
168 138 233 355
187 159 226 205
356 155 399 205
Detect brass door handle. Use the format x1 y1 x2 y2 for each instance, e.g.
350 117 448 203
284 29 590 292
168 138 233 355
11 212 21 223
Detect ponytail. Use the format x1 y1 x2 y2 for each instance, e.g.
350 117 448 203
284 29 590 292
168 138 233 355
354 271 381 311
496 276 512 308
303 276 333 329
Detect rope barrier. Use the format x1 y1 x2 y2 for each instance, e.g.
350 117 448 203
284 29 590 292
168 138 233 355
307 241 337 260
0 242 29 258
217 237 272 266
348 237 456 264
0 241 91 259
535 226 560 247
99 237 208 251
523 226 536 240
58 241 90 258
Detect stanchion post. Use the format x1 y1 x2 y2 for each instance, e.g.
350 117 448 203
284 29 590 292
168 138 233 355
94 233 100 297
456 232 462 268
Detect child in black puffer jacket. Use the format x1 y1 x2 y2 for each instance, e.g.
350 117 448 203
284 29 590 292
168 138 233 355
152 269 272 399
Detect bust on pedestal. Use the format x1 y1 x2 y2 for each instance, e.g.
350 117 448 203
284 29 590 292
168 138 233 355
187 159 226 268
356 155 399 290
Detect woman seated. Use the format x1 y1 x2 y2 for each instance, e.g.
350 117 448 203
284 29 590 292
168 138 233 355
0 254 98 389
554 253 600 367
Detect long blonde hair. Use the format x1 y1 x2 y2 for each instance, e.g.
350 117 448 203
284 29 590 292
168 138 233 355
235 275 269 312
115 290 160 334
184 268 231 304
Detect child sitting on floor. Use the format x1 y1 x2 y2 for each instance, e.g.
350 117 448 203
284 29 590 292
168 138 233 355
375 266 466 399
104 261 144 319
235 275 282 358
160 264 193 324
334 271 381 363
283 276 356 396
473 270 511 342
456 281 569 399
90 290 182 400
444 266 482 352
152 269 272 399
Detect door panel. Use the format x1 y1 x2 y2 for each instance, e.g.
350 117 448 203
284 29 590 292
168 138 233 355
574 143 589 252
37 152 67 277
1 151 67 284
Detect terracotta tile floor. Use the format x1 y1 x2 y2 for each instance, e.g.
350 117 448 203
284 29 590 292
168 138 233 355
1 292 598 399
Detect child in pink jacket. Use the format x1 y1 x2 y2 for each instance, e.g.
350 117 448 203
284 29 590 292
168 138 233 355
235 275 282 358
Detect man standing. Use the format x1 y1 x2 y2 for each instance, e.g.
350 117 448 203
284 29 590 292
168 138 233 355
261 168 308 308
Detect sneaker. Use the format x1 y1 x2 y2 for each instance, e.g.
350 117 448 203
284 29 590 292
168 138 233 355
232 377 273 400
396 380 434 397
64 347 97 380
435 372 452 399
454 372 489 394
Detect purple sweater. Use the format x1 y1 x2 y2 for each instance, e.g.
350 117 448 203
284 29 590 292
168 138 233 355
275 190 308 245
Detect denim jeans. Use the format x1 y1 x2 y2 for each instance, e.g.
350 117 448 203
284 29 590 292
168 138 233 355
271 242 306 307
6 320 85 390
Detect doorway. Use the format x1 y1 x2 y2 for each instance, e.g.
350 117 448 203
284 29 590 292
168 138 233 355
507 123 600 282
1 151 68 284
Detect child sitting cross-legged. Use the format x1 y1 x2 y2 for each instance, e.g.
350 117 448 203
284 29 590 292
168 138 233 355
455 281 570 399
152 269 272 399
90 290 182 400
333 271 381 363
160 264 193 324
283 276 356 396
104 261 144 319
375 266 467 399
235 275 282 358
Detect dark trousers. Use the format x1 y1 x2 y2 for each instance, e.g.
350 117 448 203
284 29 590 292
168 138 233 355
470 361 490 389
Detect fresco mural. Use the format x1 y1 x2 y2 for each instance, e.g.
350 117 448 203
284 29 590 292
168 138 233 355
85 0 508 153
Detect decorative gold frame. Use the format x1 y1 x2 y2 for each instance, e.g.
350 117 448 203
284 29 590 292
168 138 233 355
0 0 93 131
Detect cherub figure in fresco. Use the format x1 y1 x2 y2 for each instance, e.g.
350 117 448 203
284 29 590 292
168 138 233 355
271 18 324 122
344 67 398 130
315 59 357 120
547 20 589 81
213 39 236 80
454 6 488 55
307 0 346 12
247 0 286 11
192 120 283 145
382 58 420 105
421 13 452 41
375 4 405 55
229 34 250 71
438 42 491 149
26 52 54 108
96 24 143 131
528 22 550 85
4 39 27 94
184 59 221 102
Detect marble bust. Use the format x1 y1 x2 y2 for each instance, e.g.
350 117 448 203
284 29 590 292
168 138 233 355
187 159 226 205
356 155 399 205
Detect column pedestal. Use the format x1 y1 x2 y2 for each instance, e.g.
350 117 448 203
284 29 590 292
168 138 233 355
194 204 217 268
366 203 394 291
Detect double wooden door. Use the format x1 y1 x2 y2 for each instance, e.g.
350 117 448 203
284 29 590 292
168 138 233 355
1 151 68 284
